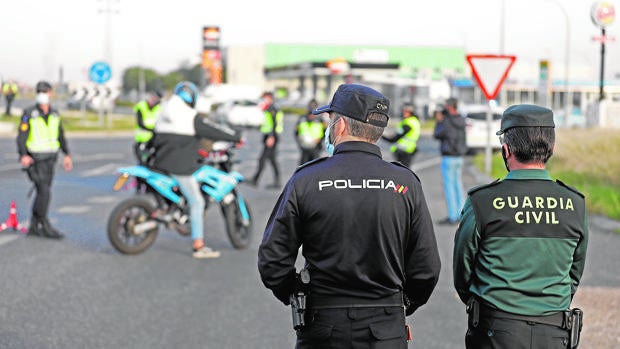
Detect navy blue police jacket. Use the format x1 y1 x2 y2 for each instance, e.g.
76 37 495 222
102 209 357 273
258 141 441 312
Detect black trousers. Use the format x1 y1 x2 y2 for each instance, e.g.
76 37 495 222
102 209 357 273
296 306 407 349
26 156 56 219
393 149 416 168
299 146 321 166
466 316 570 349
253 144 280 183
5 95 14 115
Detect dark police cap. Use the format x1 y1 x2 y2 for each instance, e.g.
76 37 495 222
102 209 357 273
496 104 555 135
312 84 390 127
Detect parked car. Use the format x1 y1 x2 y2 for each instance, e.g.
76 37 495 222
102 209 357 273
214 99 264 128
460 104 505 153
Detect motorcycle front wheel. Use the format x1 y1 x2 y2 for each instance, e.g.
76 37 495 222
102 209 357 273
107 197 159 254
221 193 253 249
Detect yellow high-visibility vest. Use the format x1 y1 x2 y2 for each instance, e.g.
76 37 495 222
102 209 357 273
391 117 421 154
134 101 160 143
26 114 61 153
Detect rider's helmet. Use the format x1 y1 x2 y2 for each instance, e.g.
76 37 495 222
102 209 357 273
173 81 198 108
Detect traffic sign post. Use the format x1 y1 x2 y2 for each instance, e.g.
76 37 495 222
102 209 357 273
89 61 113 128
466 54 516 175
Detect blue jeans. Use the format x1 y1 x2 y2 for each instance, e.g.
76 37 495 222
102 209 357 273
172 175 205 240
441 156 465 222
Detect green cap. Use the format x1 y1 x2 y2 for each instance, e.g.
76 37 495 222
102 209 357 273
496 104 555 135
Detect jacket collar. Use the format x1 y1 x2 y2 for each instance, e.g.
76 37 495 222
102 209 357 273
333 141 383 159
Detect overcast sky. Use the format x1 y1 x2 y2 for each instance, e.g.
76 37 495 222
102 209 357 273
0 0 616 85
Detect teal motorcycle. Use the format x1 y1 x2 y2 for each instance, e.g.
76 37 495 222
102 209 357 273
107 142 252 254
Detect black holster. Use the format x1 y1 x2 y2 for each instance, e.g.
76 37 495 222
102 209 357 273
466 297 480 328
566 308 583 349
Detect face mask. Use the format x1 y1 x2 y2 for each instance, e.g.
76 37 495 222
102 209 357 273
35 93 50 105
324 121 335 156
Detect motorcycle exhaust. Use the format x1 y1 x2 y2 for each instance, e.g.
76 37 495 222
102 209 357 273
133 220 158 235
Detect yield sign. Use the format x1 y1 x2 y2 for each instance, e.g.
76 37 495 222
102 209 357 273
466 54 516 100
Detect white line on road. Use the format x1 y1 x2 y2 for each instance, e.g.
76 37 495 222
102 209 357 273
411 157 442 172
57 206 91 214
0 234 20 247
80 163 121 177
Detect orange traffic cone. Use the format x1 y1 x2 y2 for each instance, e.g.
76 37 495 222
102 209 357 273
0 201 28 233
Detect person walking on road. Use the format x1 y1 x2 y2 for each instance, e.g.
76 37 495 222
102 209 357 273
152 81 242 259
248 91 283 189
17 81 72 239
3 80 19 116
433 97 467 225
258 83 441 349
382 104 421 167
294 99 326 165
453 104 588 349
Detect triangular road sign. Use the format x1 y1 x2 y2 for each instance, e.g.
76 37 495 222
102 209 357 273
466 54 516 100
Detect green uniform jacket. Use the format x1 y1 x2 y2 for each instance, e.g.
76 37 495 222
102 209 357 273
453 169 588 316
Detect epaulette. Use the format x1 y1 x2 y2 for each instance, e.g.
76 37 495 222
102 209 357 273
294 157 328 173
390 161 420 182
467 179 501 195
555 179 585 198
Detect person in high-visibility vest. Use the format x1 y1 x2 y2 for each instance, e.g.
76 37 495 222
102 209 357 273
2 80 19 116
133 91 162 166
249 91 284 189
16 81 73 239
294 99 326 165
381 105 421 167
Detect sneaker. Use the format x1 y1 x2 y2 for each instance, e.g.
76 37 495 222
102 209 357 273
192 245 221 259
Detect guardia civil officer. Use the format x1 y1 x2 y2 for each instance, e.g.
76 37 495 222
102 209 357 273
453 104 588 349
258 84 441 348
17 81 73 239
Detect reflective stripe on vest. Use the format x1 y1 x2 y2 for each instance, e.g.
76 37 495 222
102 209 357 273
26 115 61 153
260 110 284 134
391 117 421 154
134 101 160 142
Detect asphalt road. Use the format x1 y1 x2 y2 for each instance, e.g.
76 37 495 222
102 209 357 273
0 116 618 349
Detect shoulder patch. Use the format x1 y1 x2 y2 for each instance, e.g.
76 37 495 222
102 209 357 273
294 157 328 173
390 161 420 182
467 179 501 195
20 122 29 132
555 179 585 198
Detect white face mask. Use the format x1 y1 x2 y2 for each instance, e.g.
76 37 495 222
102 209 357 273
35 93 50 105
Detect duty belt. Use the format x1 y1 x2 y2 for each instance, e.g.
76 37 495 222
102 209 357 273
478 302 567 328
310 292 404 309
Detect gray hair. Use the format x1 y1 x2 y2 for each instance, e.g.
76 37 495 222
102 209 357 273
334 112 385 143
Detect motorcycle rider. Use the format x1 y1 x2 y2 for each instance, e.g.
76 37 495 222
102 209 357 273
151 81 242 258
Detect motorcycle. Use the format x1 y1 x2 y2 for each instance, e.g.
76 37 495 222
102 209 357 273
107 141 252 254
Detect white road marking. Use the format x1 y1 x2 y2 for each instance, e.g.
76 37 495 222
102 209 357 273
0 234 20 246
57 206 91 214
88 196 119 204
411 157 442 171
80 163 121 177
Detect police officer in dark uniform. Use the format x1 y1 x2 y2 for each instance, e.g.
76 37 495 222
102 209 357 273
453 104 588 349
17 81 73 239
258 84 441 348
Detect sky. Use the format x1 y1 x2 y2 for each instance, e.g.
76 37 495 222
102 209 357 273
0 0 617 86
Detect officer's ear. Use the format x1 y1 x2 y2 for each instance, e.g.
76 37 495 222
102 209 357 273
502 143 509 158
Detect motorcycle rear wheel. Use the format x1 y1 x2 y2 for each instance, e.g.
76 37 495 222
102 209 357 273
107 197 159 254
